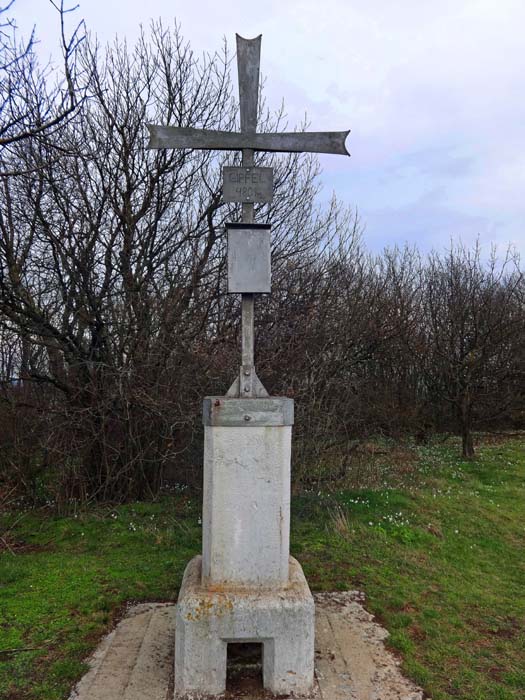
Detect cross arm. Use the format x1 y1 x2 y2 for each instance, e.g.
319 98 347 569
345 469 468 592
146 125 350 156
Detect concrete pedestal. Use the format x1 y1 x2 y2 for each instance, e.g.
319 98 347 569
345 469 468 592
174 396 314 698
175 556 315 698
202 398 293 587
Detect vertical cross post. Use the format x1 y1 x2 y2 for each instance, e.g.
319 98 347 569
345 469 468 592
237 34 261 397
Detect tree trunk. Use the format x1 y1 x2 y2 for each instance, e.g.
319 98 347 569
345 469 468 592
462 425 475 459
460 389 475 459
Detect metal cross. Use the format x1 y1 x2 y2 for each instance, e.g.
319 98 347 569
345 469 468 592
147 34 350 398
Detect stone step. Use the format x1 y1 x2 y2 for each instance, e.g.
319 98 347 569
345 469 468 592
315 608 357 699
123 605 175 700
69 604 169 700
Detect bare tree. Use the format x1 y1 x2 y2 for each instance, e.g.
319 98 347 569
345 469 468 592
422 244 524 458
0 0 85 152
1 17 524 501
0 22 353 503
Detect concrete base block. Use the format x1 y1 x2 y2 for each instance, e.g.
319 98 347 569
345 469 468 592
202 420 292 587
174 555 315 698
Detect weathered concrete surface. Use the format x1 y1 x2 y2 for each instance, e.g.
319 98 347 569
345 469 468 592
202 424 291 587
314 592 424 700
69 592 426 700
175 555 314 697
69 603 174 700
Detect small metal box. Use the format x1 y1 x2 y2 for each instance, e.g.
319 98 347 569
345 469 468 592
227 223 271 294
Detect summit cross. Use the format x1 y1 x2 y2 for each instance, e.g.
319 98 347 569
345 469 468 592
147 34 350 397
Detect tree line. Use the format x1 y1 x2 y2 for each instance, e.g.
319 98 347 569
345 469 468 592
1 16 524 505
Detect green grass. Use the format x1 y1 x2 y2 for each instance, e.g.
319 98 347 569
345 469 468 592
1 437 525 699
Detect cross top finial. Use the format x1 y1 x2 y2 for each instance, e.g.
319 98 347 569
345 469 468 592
236 35 261 135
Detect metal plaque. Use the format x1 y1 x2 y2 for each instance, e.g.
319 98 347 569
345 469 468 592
223 166 274 203
227 223 271 293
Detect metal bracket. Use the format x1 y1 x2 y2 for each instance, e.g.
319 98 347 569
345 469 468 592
226 365 269 398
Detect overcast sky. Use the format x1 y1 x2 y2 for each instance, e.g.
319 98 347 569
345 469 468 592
14 0 525 256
